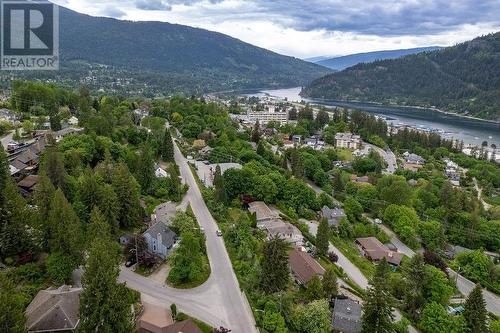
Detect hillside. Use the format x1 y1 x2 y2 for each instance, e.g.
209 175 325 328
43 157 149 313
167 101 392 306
302 33 500 120
314 47 442 70
2 7 331 96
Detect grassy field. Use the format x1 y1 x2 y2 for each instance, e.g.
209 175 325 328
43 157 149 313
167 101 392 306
337 148 354 161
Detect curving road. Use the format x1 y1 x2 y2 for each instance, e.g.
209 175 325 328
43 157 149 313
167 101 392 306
364 142 397 174
119 142 257 332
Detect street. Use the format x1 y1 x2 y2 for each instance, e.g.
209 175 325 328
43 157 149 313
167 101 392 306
364 142 397 174
119 142 258 332
377 221 500 316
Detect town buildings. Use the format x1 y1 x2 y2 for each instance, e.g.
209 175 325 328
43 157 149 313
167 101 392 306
335 133 361 149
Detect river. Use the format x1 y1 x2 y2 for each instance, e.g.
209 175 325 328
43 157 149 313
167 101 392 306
244 87 499 147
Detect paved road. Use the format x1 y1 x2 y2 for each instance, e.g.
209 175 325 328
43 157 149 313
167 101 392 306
119 142 257 332
304 219 417 332
377 220 500 316
306 180 342 206
364 143 397 174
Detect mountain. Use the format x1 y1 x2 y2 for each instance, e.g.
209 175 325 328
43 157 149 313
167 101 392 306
303 56 334 63
301 33 500 121
314 47 443 70
4 7 331 96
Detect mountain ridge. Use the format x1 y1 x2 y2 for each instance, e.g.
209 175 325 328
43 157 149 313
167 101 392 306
314 46 443 70
301 33 500 120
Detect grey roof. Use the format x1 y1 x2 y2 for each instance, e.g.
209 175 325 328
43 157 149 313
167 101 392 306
153 202 178 225
406 153 426 164
322 206 346 226
144 222 177 249
26 285 82 332
332 298 362 333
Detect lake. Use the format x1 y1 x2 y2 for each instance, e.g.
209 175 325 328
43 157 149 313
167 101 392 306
246 87 500 147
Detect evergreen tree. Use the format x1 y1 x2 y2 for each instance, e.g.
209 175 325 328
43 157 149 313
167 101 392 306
402 254 427 319
0 274 26 333
0 146 8 211
306 274 324 301
322 267 338 299
260 236 289 293
161 128 174 162
361 258 394 333
0 180 32 259
252 120 261 143
135 144 155 193
281 155 289 171
316 218 329 256
111 163 141 228
87 207 111 243
79 236 133 332
463 284 488 333
34 172 55 225
78 168 102 223
257 141 266 156
290 148 304 178
97 184 120 235
48 189 82 258
43 146 66 191
213 165 227 204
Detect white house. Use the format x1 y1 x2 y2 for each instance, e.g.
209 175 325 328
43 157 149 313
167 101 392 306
143 222 177 259
155 166 169 178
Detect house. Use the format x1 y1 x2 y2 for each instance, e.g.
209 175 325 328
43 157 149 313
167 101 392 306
155 166 169 178
68 116 79 126
165 320 203 333
248 201 280 225
26 285 82 332
444 245 471 259
403 152 426 165
143 222 177 259
288 248 325 285
54 127 84 142
335 133 361 149
17 175 39 195
332 298 362 333
355 237 404 267
151 202 177 226
137 302 174 333
321 206 347 227
259 219 304 245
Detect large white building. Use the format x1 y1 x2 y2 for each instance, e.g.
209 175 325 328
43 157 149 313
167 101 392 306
247 109 288 125
335 132 361 149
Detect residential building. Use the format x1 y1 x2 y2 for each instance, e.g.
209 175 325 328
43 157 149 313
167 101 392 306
68 116 79 126
155 166 169 178
248 201 280 225
288 248 325 285
137 301 204 333
321 206 347 227
332 298 362 333
17 175 39 195
247 110 288 125
403 152 426 165
143 222 177 259
335 133 361 149
292 135 302 144
26 285 82 332
355 237 404 267
259 219 304 245
54 127 84 142
151 202 177 226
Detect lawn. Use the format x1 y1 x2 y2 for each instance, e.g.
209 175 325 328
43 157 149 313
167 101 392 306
337 148 354 161
330 236 376 278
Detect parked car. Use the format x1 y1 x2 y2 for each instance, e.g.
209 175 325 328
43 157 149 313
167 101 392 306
216 230 223 237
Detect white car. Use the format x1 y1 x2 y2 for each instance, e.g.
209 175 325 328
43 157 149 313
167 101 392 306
374 218 382 224
216 230 223 237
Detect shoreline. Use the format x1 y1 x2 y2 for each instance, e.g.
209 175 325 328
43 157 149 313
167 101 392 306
299 95 500 125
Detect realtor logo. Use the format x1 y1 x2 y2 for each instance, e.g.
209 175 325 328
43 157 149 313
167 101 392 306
1 0 59 70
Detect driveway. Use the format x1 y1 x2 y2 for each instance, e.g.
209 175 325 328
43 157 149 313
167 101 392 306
119 142 257 332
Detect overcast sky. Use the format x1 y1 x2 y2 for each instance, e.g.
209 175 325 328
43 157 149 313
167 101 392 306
52 0 500 58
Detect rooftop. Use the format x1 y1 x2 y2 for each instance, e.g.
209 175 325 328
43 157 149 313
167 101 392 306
248 201 279 222
332 298 362 333
288 248 325 285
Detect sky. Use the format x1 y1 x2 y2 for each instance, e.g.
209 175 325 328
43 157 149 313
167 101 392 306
52 0 500 59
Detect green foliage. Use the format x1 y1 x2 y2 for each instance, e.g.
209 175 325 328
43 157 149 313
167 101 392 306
111 163 141 228
46 252 78 284
0 273 27 333
262 301 288 333
419 302 465 333
305 275 324 301
455 250 494 287
292 299 332 333
322 266 338 299
316 218 329 256
344 196 364 222
260 236 289 294
361 258 394 333
161 128 174 162
463 284 489 333
213 165 228 205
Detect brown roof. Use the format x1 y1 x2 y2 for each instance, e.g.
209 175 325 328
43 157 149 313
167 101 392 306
18 175 39 189
288 248 325 285
356 237 403 266
10 159 27 171
17 149 38 164
26 285 82 332
165 320 203 333
138 302 174 333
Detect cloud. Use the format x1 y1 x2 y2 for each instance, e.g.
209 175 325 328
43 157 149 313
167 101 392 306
135 0 171 11
51 0 500 58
